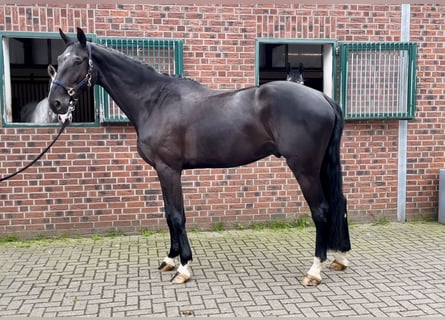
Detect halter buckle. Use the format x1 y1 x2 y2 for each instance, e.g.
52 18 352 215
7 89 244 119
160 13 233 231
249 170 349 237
67 87 76 96
86 73 92 87
58 100 76 124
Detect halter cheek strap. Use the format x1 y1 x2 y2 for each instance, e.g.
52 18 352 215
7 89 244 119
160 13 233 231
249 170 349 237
52 76 90 97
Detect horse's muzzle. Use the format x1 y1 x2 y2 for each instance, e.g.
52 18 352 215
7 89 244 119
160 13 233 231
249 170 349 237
57 104 75 124
58 112 72 124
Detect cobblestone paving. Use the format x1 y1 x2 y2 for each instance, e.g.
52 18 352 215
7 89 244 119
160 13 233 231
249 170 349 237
0 222 444 317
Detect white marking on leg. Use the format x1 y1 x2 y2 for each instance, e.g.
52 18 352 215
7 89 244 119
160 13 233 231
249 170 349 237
335 251 349 267
163 256 176 267
307 257 324 281
177 262 191 278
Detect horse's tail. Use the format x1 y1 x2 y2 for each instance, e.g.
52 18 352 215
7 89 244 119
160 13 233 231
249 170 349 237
321 95 351 252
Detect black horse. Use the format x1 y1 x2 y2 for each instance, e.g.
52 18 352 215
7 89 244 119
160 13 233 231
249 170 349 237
48 28 350 286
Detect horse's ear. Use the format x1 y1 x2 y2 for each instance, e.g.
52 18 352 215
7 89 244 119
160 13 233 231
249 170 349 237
47 64 57 80
299 62 304 74
76 27 87 48
59 28 71 45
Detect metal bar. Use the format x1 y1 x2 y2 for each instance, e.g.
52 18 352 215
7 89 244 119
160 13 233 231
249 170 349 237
397 3 410 223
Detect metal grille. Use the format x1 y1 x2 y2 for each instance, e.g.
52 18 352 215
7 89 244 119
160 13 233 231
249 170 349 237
340 43 417 120
97 38 183 122
12 80 48 106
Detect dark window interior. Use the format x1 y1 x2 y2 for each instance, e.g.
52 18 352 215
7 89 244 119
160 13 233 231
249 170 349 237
258 42 324 92
8 37 94 123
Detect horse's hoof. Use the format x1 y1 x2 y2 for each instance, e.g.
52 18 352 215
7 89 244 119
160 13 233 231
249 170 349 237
301 274 321 286
329 259 347 271
171 271 190 284
158 261 176 272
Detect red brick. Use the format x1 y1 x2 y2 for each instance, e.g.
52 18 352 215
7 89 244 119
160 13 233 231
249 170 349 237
0 4 443 238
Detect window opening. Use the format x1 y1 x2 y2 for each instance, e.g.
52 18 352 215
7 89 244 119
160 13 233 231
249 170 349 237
256 39 335 98
1 34 95 126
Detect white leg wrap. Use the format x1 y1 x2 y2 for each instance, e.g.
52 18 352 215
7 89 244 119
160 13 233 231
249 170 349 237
163 256 176 267
335 251 349 267
307 257 324 280
177 262 191 278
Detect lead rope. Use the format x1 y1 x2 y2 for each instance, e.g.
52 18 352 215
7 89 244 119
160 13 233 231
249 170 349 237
0 120 69 182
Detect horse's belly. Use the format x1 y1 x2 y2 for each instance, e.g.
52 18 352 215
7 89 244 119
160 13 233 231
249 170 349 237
183 138 278 169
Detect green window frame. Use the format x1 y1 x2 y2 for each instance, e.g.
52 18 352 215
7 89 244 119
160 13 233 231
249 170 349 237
97 37 184 123
255 39 418 121
0 31 98 127
340 42 417 120
255 38 337 99
0 32 183 127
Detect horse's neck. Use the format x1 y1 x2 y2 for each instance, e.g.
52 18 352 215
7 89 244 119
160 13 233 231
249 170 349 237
92 44 165 124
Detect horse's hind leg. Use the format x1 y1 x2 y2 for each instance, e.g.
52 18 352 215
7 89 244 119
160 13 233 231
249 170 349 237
156 165 193 284
286 157 329 286
330 251 349 271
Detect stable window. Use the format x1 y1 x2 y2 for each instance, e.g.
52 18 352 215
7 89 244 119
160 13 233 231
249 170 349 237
256 39 336 98
0 32 183 127
256 39 418 120
0 32 96 126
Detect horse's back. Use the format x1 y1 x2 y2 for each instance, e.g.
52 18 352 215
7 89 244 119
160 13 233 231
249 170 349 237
137 79 336 170
257 81 332 113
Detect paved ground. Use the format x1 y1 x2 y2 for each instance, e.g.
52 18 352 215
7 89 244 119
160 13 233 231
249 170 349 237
0 222 444 317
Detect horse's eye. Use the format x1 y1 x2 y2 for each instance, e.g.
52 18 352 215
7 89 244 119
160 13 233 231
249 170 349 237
74 58 83 65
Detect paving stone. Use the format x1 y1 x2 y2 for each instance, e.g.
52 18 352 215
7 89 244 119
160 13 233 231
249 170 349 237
0 222 444 316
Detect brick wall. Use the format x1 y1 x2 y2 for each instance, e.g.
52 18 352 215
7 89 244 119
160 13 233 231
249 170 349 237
408 4 445 217
0 4 443 238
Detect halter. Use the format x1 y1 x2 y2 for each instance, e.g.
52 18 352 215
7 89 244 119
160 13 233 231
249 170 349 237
50 42 93 123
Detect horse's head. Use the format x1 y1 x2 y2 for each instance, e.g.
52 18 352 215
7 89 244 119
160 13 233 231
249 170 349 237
47 27 94 123
286 62 305 85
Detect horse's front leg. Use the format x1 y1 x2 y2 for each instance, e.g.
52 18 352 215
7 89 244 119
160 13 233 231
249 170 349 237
158 221 179 272
156 165 192 284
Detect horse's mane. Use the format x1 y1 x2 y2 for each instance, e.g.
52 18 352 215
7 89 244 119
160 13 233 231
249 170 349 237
93 42 201 85
93 42 157 72
162 73 201 85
